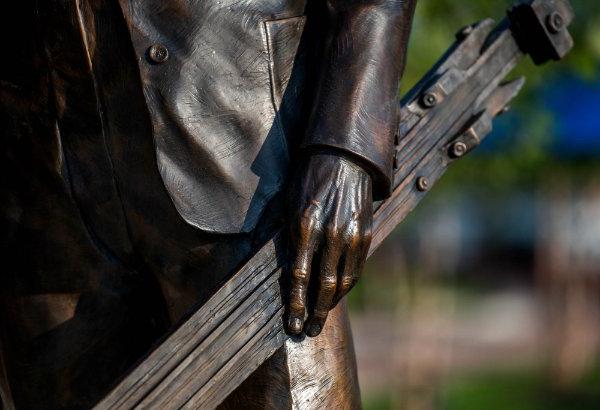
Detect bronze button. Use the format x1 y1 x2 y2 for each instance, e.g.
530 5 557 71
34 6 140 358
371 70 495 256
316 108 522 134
148 44 169 63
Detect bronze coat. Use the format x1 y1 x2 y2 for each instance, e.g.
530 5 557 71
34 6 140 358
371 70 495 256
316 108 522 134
30 0 415 235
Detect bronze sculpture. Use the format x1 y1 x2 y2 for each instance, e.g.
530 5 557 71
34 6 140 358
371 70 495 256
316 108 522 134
0 0 575 408
1 0 416 408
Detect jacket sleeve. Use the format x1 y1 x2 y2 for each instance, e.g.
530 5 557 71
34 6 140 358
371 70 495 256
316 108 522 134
301 0 417 200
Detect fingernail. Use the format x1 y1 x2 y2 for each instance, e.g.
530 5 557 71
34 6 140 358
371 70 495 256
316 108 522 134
289 317 302 333
306 323 321 337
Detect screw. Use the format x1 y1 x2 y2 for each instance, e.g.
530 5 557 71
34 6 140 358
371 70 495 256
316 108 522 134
416 176 429 192
546 12 564 33
421 92 438 108
451 141 468 158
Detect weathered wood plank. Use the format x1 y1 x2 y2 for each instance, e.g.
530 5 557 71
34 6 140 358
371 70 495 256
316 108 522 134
184 310 285 409
96 236 283 408
139 277 282 407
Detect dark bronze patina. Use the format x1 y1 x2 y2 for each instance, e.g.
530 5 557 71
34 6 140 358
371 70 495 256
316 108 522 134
1 0 417 408
0 0 574 408
96 1 575 408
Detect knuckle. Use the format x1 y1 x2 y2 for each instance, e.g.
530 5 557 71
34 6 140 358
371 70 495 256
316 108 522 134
292 268 309 283
321 275 337 292
296 216 314 236
289 291 305 310
301 206 315 220
341 276 357 292
325 223 341 239
363 227 373 243
300 204 320 225
289 284 306 300
349 230 362 247
289 303 305 317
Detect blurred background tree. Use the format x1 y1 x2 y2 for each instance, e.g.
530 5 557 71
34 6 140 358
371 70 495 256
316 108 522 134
352 1 600 409
402 0 600 192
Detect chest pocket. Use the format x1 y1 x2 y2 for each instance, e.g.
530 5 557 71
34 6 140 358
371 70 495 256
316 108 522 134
264 16 307 111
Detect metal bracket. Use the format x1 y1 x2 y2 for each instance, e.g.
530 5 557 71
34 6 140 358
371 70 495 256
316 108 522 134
508 0 574 65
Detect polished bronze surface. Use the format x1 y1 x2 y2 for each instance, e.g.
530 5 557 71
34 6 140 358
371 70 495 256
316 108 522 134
1 0 418 408
219 301 360 410
286 153 373 337
113 0 416 234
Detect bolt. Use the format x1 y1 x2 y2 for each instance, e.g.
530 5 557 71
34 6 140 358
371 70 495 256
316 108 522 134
416 176 429 192
546 12 564 33
456 24 474 40
451 141 468 158
148 44 169 63
421 92 438 108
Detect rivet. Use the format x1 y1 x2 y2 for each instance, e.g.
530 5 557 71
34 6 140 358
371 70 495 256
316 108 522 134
421 92 438 108
148 44 169 64
416 176 429 192
546 12 564 33
451 141 468 158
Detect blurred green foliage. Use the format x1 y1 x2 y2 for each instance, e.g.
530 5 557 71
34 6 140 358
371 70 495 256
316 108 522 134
403 0 600 88
400 0 600 192
363 365 600 410
358 4 600 408
442 365 600 410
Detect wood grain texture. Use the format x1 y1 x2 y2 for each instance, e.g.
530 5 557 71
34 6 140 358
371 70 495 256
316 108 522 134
96 15 536 410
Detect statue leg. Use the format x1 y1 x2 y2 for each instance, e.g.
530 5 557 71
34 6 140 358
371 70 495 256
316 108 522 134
0 120 174 408
0 207 169 409
285 299 361 409
218 300 361 409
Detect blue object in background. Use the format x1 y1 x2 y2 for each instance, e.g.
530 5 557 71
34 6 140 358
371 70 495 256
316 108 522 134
473 73 600 156
544 74 600 155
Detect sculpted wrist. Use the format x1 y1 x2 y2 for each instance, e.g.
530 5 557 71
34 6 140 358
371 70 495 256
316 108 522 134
303 146 375 186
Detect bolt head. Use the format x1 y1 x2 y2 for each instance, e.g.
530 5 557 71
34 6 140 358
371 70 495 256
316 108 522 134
451 141 468 158
499 105 511 115
148 44 169 63
546 12 564 33
456 24 474 40
421 93 438 108
416 176 429 192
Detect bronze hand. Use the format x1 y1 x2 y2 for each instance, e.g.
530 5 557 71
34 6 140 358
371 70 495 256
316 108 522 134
287 152 372 337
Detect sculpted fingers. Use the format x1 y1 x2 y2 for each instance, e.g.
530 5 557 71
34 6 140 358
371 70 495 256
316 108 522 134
334 224 371 307
305 226 343 337
286 154 374 337
288 213 320 335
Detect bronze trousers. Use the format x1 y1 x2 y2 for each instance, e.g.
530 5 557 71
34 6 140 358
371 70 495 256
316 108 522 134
0 176 360 409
